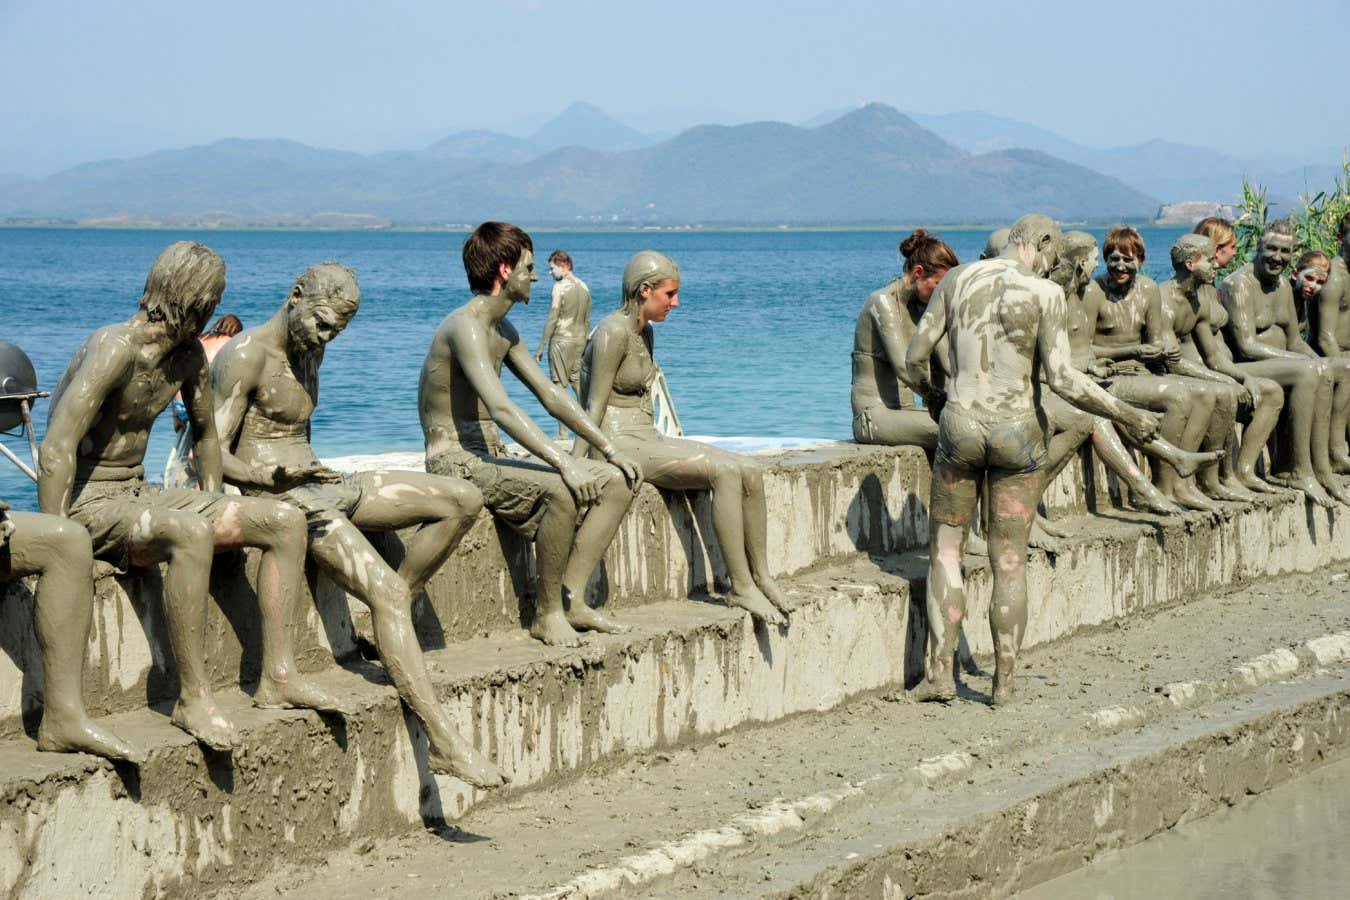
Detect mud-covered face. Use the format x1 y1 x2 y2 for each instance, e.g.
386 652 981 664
1215 239 1237 268
913 265 949 303
1189 250 1218 285
1105 250 1140 292
1293 265 1329 300
288 295 355 351
503 250 537 303
640 278 680 323
549 262 567 281
1256 234 1295 280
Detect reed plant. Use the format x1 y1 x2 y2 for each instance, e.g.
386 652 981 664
1227 154 1350 276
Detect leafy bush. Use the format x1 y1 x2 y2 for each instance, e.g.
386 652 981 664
1228 155 1350 276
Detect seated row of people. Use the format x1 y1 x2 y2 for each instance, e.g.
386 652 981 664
854 213 1350 517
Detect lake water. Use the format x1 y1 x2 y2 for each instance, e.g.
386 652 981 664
0 225 1191 508
1018 755 1350 898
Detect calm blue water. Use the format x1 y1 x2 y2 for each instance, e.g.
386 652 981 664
0 226 1190 509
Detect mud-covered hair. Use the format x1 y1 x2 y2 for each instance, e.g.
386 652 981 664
548 249 573 269
293 262 360 317
1260 218 1297 243
980 227 1011 260
1008 213 1060 254
1103 226 1147 263
898 229 958 275
621 250 681 309
1049 231 1099 289
139 241 226 336
463 221 534 294
1194 216 1236 247
1170 234 1214 272
1295 250 1331 273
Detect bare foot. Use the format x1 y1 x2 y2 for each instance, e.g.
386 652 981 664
530 610 582 647
1200 479 1256 503
1130 484 1184 515
991 677 1016 707
1294 476 1337 509
1333 456 1350 475
1172 482 1222 512
756 575 793 617
1028 519 1060 551
428 736 509 789
171 698 239 751
1320 475 1350 505
1236 469 1283 494
910 677 957 703
38 714 147 764
964 530 988 556
254 674 344 712
726 587 787 627
1159 446 1224 478
565 604 630 634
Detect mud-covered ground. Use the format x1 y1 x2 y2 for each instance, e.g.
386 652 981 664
234 561 1350 899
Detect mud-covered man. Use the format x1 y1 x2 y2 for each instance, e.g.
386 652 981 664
904 214 1160 705
535 250 592 440
212 262 505 788
419 222 642 648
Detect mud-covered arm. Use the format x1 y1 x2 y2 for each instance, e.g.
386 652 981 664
181 349 222 493
1190 314 1247 383
37 336 131 516
902 280 948 403
535 281 565 359
570 325 623 458
1221 277 1302 361
1039 289 1158 442
1282 290 1319 358
1316 276 1343 356
210 341 270 488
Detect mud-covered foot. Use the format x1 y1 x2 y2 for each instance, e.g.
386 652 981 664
565 605 630 634
428 737 509 789
1172 482 1222 512
1295 476 1337 508
1165 447 1225 479
1130 483 1184 515
991 678 1016 707
1332 455 1350 475
38 714 147 764
1236 469 1283 494
964 530 988 556
530 609 583 647
1027 520 1060 551
1320 475 1350 505
756 576 793 617
910 677 957 703
171 698 239 751
254 674 344 712
726 587 787 626
1201 479 1257 503
1036 514 1072 538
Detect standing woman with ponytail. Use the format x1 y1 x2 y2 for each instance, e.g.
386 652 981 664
575 251 790 627
851 229 958 448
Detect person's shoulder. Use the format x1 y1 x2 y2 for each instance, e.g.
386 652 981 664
592 311 630 342
1221 264 1254 289
863 278 900 308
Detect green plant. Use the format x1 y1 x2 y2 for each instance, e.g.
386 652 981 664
1226 154 1350 277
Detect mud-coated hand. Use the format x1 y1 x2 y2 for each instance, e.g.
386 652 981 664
1135 343 1166 362
606 450 644 493
1124 409 1162 445
559 460 604 506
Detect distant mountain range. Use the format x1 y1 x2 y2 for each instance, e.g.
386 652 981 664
0 101 1334 227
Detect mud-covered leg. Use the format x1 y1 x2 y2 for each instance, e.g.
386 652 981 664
557 472 634 635
1195 383 1254 501
987 470 1037 706
1238 360 1334 506
529 480 585 647
913 458 979 702
1090 421 1183 514
213 496 341 711
309 518 505 788
128 508 238 750
6 512 145 762
1236 378 1284 492
1309 365 1350 503
1329 363 1350 473
348 471 484 593
736 460 792 620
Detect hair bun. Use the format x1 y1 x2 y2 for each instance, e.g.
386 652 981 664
899 229 929 260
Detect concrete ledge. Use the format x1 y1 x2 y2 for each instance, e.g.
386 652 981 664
0 479 1346 896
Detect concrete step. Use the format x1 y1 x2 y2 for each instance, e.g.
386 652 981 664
235 564 1350 899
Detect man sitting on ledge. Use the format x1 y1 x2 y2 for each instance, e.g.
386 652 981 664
418 222 643 648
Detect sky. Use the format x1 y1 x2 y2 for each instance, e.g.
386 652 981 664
1 0 1347 176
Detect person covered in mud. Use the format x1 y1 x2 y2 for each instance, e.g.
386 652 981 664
1289 251 1329 339
0 501 143 762
1220 219 1350 502
1311 213 1350 363
904 214 1161 706
575 250 789 627
1194 217 1239 271
418 222 643 648
979 227 1011 261
211 263 506 789
851 229 958 449
1032 231 1220 525
38 241 340 752
535 250 592 440
1156 234 1285 495
1089 227 1240 511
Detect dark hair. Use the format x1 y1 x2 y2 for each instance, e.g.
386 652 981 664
462 222 534 294
1194 216 1235 247
1337 211 1350 240
549 249 573 269
898 229 958 275
1103 226 1146 263
205 313 243 337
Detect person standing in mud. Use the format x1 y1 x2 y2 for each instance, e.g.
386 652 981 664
1157 234 1285 495
0 501 144 762
535 250 592 440
1220 220 1350 504
211 262 506 789
904 214 1160 705
39 241 340 751
1089 227 1242 511
419 222 643 648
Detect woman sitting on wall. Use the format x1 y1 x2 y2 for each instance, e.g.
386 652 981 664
574 251 789 627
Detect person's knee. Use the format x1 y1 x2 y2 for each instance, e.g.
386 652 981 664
47 517 94 567
740 459 765 495
446 481 484 519
167 512 214 557
545 478 578 515
261 502 307 551
710 457 741 490
598 470 633 505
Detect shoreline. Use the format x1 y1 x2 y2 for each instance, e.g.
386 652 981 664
0 221 1162 234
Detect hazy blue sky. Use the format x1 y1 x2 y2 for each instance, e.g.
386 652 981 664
2 0 1346 176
